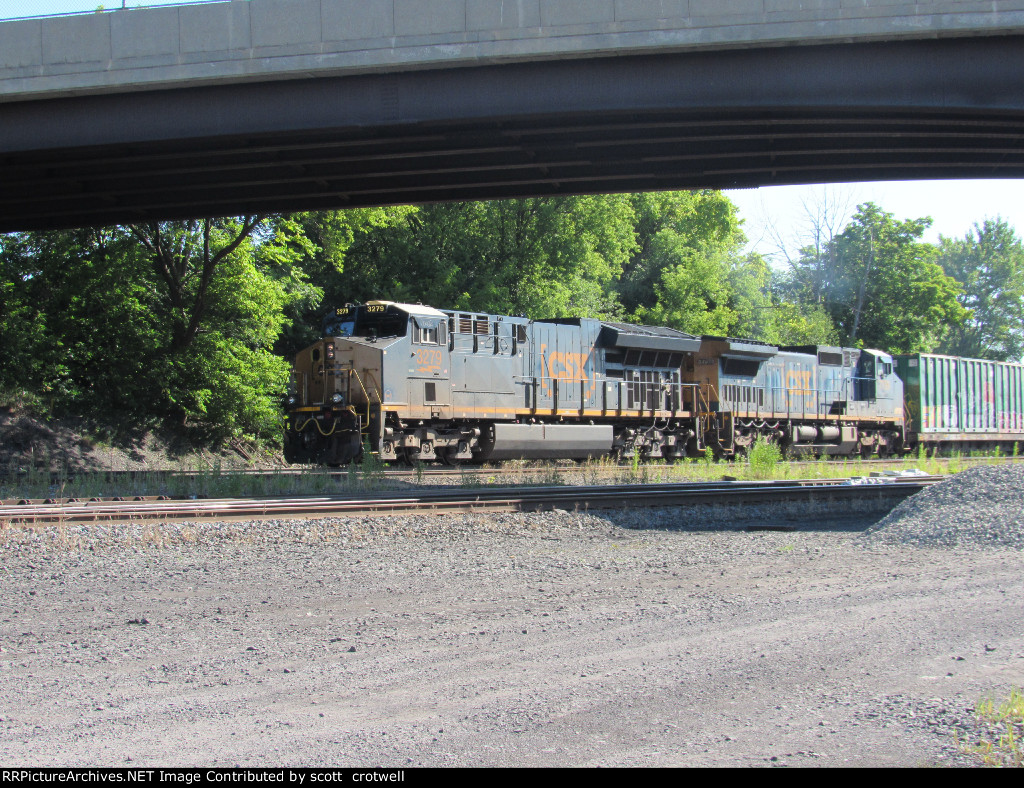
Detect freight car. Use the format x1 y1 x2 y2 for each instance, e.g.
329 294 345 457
282 300 907 464
896 353 1024 452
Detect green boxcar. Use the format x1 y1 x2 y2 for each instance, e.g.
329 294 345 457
895 353 1024 447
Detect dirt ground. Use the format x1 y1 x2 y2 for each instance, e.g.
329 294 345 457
1 508 1021 767
0 411 275 473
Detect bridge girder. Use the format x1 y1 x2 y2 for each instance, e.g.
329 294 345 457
2 36 1024 232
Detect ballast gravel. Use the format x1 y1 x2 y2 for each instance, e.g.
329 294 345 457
1 468 1023 767
863 464 1024 548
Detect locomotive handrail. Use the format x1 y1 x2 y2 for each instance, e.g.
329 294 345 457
519 376 702 415
347 367 381 436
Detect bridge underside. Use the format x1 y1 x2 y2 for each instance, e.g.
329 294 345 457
3 36 1024 232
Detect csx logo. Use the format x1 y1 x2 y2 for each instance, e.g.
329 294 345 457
540 346 594 399
545 350 586 380
786 370 813 393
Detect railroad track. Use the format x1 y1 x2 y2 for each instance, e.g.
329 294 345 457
0 476 941 526
2 454 1020 487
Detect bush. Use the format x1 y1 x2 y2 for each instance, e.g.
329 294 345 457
748 435 782 479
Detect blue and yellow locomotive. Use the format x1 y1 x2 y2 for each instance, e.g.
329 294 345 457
283 300 906 464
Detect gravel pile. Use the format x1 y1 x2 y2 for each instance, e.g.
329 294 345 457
861 464 1024 548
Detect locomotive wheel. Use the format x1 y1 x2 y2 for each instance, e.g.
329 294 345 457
399 448 423 467
439 439 473 466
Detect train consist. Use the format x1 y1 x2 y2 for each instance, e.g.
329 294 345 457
283 300 1024 464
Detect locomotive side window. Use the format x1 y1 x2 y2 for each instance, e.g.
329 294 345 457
416 322 440 345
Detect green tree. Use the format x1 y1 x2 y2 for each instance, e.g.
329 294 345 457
761 302 840 346
635 237 738 335
627 193 813 343
802 203 965 353
0 227 157 415
1 217 313 440
128 217 310 438
936 218 1024 361
619 190 741 315
1 231 60 400
295 196 638 322
128 217 263 354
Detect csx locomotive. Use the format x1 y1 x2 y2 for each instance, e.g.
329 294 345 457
283 301 1024 464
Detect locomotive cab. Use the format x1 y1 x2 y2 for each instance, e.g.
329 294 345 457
284 301 447 464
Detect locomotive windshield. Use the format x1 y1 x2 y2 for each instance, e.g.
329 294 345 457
323 304 409 339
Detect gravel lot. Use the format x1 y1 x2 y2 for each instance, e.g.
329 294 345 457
2 472 1023 768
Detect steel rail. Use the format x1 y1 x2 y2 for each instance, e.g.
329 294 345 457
0 477 940 526
6 455 1020 486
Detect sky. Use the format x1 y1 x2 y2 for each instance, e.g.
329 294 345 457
4 0 1023 259
724 180 1024 265
0 0 184 16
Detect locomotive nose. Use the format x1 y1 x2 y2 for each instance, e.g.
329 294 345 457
327 344 354 400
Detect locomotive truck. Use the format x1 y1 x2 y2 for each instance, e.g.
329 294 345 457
282 300 942 465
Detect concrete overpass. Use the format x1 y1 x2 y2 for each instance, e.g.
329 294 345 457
2 0 1024 231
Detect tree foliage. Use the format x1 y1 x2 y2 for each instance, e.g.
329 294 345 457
1 218 312 439
309 197 637 320
619 190 741 316
935 218 1024 361
788 203 966 353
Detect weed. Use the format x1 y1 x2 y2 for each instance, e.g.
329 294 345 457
583 456 608 486
356 445 387 491
748 436 782 480
528 462 564 487
959 688 1024 767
